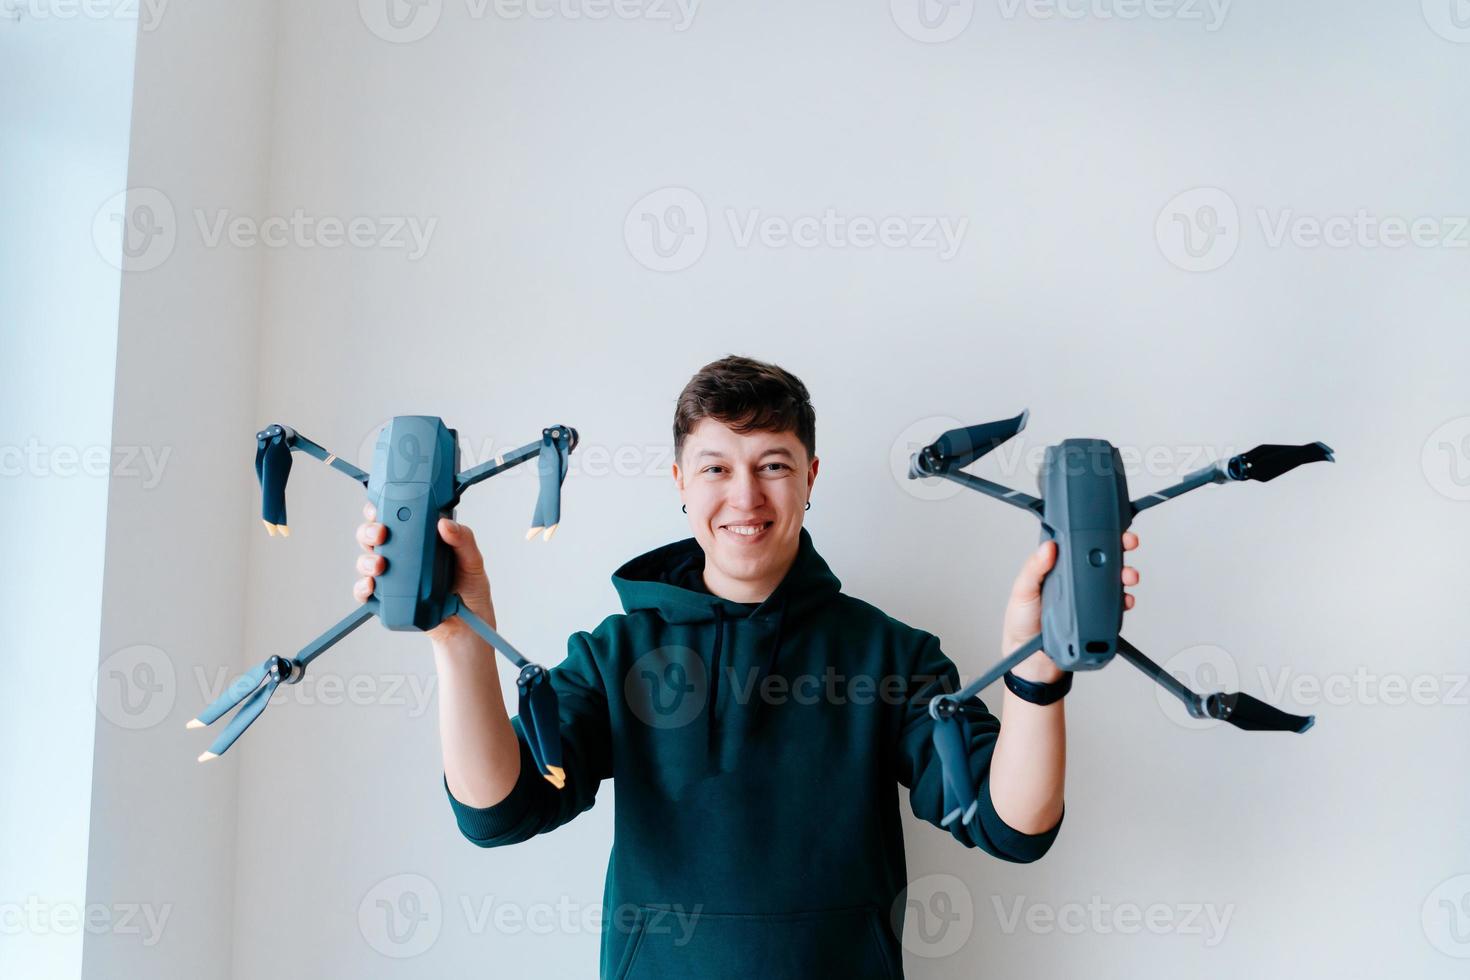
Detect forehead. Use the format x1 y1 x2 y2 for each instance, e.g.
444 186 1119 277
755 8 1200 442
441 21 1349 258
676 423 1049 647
683 417 803 458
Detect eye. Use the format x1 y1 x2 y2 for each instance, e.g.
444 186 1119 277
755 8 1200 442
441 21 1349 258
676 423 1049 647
701 465 725 475
763 462 790 472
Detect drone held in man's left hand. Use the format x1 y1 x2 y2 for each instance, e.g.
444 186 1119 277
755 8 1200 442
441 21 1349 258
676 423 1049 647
187 416 577 790
907 411 1333 830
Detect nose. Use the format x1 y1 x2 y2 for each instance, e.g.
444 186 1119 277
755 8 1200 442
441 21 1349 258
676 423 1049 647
727 469 766 511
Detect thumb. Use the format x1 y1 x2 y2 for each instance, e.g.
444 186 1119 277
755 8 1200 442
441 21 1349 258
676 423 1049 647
1011 540 1057 602
438 518 486 574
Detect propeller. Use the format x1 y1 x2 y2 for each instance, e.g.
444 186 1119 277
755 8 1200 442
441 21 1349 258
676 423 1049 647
517 664 566 788
1226 442 1334 483
930 698 981 828
187 655 299 761
910 410 1028 477
527 425 576 541
255 424 294 536
1198 691 1315 733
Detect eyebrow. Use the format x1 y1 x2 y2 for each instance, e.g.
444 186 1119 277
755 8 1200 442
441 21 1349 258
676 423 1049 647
695 447 796 460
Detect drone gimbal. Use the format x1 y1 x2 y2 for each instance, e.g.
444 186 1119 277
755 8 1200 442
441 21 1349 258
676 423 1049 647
187 416 577 789
909 411 1333 829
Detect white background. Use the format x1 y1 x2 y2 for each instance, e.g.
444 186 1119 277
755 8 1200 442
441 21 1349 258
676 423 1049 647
5 1 1468 978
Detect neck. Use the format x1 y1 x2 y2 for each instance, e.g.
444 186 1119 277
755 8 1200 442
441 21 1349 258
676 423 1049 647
702 543 799 604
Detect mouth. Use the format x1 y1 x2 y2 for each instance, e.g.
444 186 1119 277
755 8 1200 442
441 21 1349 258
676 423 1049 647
718 520 774 542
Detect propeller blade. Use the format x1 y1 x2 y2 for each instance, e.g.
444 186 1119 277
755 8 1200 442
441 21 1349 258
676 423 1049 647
528 425 574 541
1226 442 1334 483
255 426 293 531
189 660 270 728
931 709 978 827
199 675 280 761
517 665 566 788
1204 691 1315 733
911 411 1028 476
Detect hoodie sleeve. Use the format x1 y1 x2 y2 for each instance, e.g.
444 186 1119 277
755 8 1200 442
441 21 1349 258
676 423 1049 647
444 629 612 847
894 631 1063 864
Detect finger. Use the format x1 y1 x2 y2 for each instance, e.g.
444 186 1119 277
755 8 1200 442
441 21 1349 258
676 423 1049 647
357 522 386 550
439 518 486 575
1122 531 1139 551
353 576 375 603
356 553 386 576
1122 566 1140 587
363 501 376 522
1010 540 1058 601
1124 592 1135 610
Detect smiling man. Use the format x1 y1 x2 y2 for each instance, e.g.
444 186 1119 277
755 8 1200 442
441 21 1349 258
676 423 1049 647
352 355 1140 979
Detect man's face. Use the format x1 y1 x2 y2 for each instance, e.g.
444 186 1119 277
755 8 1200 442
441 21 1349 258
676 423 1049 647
672 418 818 600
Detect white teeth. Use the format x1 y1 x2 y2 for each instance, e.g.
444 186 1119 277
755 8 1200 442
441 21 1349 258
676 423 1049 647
724 523 766 536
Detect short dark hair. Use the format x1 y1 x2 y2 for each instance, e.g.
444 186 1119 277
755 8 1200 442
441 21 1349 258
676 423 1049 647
674 355 816 463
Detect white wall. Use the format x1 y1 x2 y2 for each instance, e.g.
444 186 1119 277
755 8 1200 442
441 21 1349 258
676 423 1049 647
0 10 136 980
65 0 1470 977
79 3 279 979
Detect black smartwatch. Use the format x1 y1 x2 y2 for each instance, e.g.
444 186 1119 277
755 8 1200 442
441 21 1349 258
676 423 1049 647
1003 668 1072 706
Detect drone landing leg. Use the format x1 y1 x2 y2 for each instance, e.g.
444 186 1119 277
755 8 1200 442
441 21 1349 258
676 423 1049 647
1116 636 1314 733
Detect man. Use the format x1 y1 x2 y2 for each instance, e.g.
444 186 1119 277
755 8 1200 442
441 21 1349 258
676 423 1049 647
352 356 1140 978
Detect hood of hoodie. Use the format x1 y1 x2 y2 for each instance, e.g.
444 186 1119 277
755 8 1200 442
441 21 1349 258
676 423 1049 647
611 527 843 776
611 526 841 625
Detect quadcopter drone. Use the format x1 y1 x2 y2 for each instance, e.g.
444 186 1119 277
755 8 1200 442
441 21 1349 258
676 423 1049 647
187 415 577 789
908 411 1333 829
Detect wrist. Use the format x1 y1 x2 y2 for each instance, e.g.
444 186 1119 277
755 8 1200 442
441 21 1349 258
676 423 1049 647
1008 646 1063 684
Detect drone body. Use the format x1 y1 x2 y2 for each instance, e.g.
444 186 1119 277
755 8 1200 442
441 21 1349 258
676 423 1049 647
189 415 576 788
908 410 1334 829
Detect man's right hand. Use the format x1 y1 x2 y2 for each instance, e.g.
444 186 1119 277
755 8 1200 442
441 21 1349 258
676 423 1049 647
354 502 499 646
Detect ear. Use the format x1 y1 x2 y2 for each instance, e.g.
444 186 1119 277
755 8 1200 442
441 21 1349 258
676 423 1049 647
807 455 819 493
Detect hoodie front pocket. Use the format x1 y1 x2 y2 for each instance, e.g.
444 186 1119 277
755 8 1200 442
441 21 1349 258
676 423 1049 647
614 904 897 980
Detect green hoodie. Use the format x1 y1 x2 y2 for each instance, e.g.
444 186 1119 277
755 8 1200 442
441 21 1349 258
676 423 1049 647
444 528 1062 979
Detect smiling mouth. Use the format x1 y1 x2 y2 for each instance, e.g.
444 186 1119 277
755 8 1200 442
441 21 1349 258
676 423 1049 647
719 521 774 540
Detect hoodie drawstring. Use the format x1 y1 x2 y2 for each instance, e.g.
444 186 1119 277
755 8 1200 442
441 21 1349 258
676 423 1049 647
707 605 725 756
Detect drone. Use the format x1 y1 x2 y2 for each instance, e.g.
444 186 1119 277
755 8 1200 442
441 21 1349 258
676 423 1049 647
908 411 1334 829
187 415 577 789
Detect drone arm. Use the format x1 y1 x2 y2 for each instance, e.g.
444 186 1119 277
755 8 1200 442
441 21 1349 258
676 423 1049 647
279 426 370 485
1116 636 1315 733
454 437 543 495
931 633 1046 718
935 470 1044 517
292 598 380 671
1129 461 1226 516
